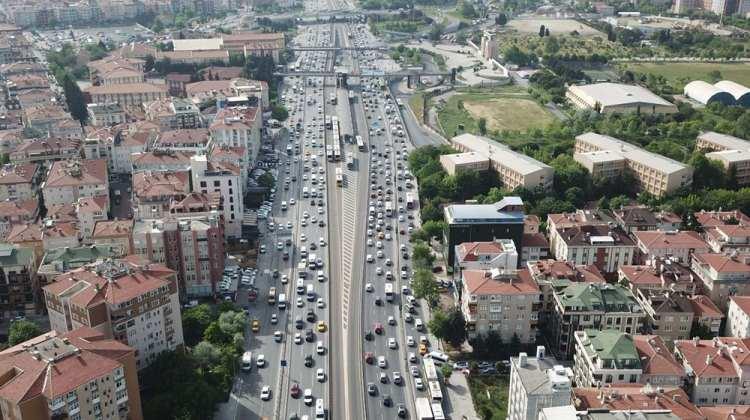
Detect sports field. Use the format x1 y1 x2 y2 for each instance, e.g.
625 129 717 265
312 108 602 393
624 62 750 89
508 18 603 37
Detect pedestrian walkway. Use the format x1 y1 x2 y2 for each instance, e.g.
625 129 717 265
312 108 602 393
339 163 359 331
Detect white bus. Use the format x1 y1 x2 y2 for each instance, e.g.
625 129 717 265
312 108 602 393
346 151 355 170
385 283 393 302
428 380 443 402
335 167 344 186
356 135 366 152
430 403 446 420
406 193 416 210
423 358 438 382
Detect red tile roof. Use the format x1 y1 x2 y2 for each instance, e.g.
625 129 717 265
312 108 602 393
730 296 750 316
210 106 259 130
690 295 723 318
700 405 750 420
91 219 133 238
46 203 78 222
573 385 702 419
675 337 750 378
695 210 750 227
133 171 190 199
456 241 513 262
633 230 708 250
693 253 750 274
463 268 539 296
46 258 174 307
4 223 42 243
632 335 684 377
157 128 210 146
45 159 107 188
522 232 549 248
0 163 37 185
42 221 78 240
0 199 38 220
0 327 134 402
76 195 108 214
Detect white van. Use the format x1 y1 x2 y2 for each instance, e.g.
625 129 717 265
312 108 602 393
303 187 309 198
308 254 317 269
415 318 424 331
316 340 325 354
317 270 325 282
297 279 305 294
300 246 308 258
278 293 287 310
428 351 450 363
281 201 288 210
315 399 326 419
241 351 253 371
306 284 315 301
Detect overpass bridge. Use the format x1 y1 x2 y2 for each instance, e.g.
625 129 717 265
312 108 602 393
288 46 388 52
274 69 455 87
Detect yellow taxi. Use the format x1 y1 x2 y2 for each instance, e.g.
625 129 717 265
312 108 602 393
251 319 260 333
419 343 428 356
316 321 327 333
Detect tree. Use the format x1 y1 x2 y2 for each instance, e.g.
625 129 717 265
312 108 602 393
545 27 550 37
258 172 275 189
420 220 447 241
478 117 487 135
440 363 453 382
428 309 450 340
539 24 546 37
690 152 728 190
218 310 246 336
8 320 41 346
708 69 723 83
144 54 155 72
203 321 230 345
690 322 714 339
544 36 560 55
412 241 435 269
736 111 750 139
182 304 213 347
496 13 507 26
412 268 439 305
460 1 477 18
428 23 445 41
193 341 221 369
271 104 289 121
60 72 87 123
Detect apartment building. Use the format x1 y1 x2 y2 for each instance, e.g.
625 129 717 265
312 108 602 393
690 294 724 337
42 159 109 208
169 192 223 220
612 206 681 233
190 155 243 238
86 83 168 107
460 268 540 342
0 327 143 420
454 239 518 273
551 224 636 273
131 150 195 173
75 196 108 239
618 258 699 295
527 259 605 323
521 232 550 264
635 289 694 342
41 220 80 252
726 296 750 338
210 146 249 185
37 244 120 284
22 104 72 134
87 56 145 85
156 128 211 153
573 329 643 387
574 132 693 197
91 220 134 256
573 385 702 419
691 252 750 309
508 347 573 420
158 49 230 65
0 243 36 317
0 162 39 201
144 97 203 130
9 137 81 165
547 209 616 251
704 224 750 253
443 197 525 265
450 133 554 191
209 106 262 166
111 124 156 174
674 337 750 405
0 199 39 239
695 209 750 228
633 230 709 264
633 335 686 387
132 216 225 298
696 131 750 186
551 283 644 359
87 102 127 127
43 256 184 370
132 171 191 220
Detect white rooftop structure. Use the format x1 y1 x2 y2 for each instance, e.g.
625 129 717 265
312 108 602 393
715 80 750 104
576 133 688 174
172 38 223 51
684 80 736 105
697 131 750 151
566 83 677 114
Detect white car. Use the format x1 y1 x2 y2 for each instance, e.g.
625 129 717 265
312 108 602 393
260 386 271 401
376 267 383 275
408 352 417 363
388 338 397 349
378 356 387 368
376 241 383 249
281 274 289 284
300 233 307 242
407 336 415 347
376 251 384 259
319 237 326 246
415 378 424 390
274 331 283 342
294 333 303 344
367 239 373 247
290 198 296 205
297 297 304 307
366 254 374 263
410 366 420 377
256 354 266 367
304 388 313 405
317 298 325 308
317 368 326 382
365 283 374 292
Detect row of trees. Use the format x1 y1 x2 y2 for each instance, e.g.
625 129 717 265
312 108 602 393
141 303 245 419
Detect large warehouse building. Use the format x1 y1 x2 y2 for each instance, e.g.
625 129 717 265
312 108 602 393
684 80 742 106
565 83 678 114
715 80 750 107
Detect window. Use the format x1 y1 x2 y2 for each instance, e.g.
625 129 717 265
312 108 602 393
200 181 206 188
213 181 220 187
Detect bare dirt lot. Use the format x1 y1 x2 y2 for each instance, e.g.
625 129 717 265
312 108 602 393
462 96 555 132
508 18 603 37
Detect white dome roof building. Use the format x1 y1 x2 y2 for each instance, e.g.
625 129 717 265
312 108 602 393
684 80 736 106
715 80 750 107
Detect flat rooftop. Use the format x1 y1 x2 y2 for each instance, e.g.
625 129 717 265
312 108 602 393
576 132 690 175
451 133 552 176
441 152 489 166
570 83 675 108
444 197 525 224
699 131 750 151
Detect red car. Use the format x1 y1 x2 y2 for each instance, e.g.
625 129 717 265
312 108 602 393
374 323 383 334
291 382 301 398
364 352 374 364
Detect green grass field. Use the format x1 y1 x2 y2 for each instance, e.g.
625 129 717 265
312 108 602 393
468 374 510 420
437 87 555 137
624 62 750 90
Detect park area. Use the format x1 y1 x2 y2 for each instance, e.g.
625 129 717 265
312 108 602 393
508 18 603 37
468 374 510 420
436 86 556 137
623 62 750 90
